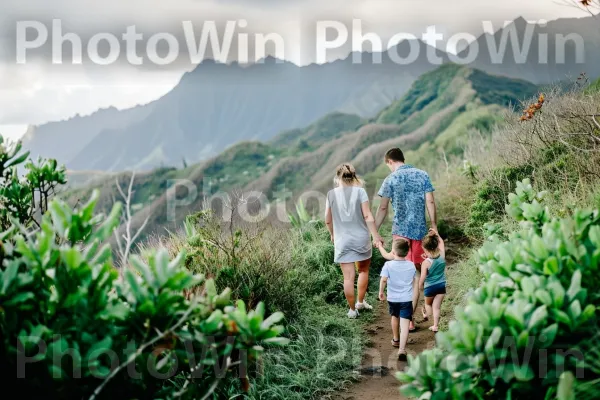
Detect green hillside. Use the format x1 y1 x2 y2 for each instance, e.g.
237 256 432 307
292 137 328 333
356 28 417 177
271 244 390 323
587 77 600 94
376 64 464 126
271 112 364 151
64 64 540 238
63 142 283 230
376 64 537 126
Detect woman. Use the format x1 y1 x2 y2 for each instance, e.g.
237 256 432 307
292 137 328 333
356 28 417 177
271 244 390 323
325 164 384 318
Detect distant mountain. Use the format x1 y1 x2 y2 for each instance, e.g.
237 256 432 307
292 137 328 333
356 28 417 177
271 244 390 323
26 41 448 172
24 15 600 172
64 64 540 239
21 104 155 167
460 16 600 84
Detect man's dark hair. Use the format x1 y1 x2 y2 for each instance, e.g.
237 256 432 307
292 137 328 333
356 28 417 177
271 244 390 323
385 148 405 163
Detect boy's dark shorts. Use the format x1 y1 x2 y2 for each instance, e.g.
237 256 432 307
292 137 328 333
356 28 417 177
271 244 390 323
388 301 413 319
424 282 447 298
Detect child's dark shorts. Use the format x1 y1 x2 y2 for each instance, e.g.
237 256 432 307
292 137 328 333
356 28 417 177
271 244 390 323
388 301 413 319
424 282 447 298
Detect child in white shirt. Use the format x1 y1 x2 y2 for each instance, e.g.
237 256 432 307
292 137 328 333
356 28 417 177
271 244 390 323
378 238 418 361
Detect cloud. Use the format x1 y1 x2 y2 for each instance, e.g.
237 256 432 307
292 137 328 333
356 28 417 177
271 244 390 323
0 0 588 133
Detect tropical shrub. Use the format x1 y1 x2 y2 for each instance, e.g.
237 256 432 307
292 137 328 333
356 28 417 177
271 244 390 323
399 179 600 400
0 140 288 399
181 208 310 318
0 135 66 230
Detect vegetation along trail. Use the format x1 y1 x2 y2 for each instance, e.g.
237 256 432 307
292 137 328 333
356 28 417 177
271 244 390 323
333 244 463 400
333 300 436 400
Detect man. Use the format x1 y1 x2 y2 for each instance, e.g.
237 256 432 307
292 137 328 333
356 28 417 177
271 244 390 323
375 147 437 331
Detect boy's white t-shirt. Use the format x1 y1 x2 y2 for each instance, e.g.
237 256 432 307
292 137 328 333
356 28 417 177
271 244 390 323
380 260 416 302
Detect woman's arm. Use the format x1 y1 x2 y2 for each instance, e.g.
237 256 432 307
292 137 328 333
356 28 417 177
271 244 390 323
325 202 334 241
377 242 394 261
361 201 383 246
379 276 388 301
419 260 431 289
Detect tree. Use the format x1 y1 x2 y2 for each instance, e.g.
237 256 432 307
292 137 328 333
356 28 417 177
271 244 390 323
0 134 66 230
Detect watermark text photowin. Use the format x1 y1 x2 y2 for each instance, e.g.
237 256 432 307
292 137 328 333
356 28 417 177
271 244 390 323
15 19 585 66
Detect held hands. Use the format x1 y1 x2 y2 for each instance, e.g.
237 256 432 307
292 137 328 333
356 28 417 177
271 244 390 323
372 235 384 248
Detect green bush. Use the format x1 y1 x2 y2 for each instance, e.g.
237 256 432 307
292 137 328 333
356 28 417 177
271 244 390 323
466 165 533 239
399 179 600 399
0 192 288 399
0 136 66 230
182 209 311 318
0 139 287 399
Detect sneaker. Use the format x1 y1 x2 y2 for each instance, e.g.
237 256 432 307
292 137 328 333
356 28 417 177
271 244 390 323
347 309 359 319
356 301 373 311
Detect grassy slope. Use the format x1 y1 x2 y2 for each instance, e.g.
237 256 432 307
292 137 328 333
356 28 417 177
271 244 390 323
586 77 600 94
376 64 463 125
65 64 539 247
270 112 365 151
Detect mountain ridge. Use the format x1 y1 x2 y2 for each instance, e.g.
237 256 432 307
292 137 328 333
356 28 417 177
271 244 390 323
62 64 540 240
23 15 600 172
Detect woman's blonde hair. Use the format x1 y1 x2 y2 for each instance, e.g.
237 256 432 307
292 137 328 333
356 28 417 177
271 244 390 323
334 163 363 187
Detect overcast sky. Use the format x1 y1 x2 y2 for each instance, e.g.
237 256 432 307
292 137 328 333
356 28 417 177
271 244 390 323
0 0 591 140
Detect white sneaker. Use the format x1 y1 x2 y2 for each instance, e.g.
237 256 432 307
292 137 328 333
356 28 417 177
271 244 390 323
356 301 373 311
347 309 359 319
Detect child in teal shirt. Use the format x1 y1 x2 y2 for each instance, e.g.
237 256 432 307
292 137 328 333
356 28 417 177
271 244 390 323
419 230 446 333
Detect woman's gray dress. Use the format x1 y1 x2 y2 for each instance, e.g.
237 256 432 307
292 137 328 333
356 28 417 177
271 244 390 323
327 186 372 263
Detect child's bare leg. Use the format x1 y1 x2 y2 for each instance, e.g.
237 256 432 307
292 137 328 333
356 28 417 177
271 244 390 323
425 296 434 322
432 294 445 330
391 316 400 341
340 263 356 310
410 269 420 330
399 317 410 353
356 259 371 303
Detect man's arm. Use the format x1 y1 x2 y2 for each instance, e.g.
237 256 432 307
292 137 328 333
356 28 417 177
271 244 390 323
375 197 390 231
425 192 437 233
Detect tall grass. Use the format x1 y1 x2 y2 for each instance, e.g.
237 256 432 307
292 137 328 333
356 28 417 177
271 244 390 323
138 200 385 399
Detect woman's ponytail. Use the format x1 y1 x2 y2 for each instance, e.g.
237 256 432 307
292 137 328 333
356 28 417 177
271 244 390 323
334 163 363 186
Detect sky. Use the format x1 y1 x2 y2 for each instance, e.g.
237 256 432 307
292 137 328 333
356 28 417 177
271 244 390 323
0 0 592 141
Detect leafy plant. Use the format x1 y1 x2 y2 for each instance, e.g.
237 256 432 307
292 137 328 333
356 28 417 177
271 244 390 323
399 179 600 399
288 200 316 229
466 165 533 240
0 135 66 230
462 159 480 184
505 178 549 230
0 191 288 399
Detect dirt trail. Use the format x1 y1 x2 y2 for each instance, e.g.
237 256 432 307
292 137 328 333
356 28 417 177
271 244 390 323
333 298 437 400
